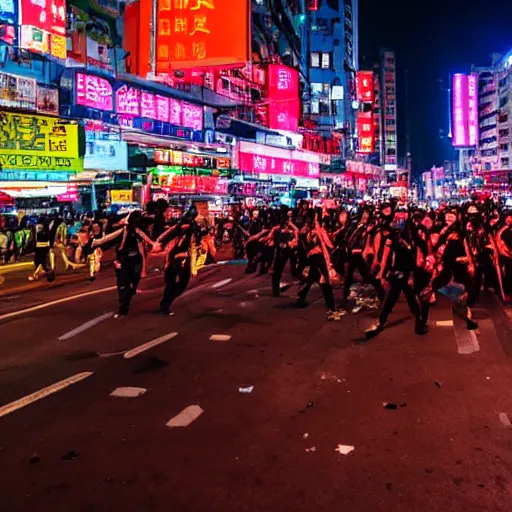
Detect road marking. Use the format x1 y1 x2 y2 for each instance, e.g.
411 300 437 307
0 286 117 323
58 312 113 341
435 320 454 327
210 334 231 342
0 372 93 419
166 405 203 428
454 326 480 354
212 278 232 289
110 387 147 398
124 332 178 359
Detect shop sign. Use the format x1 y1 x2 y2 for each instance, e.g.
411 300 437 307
84 140 128 171
36 85 59 115
76 73 113 111
0 72 36 109
111 189 133 203
57 184 79 202
155 149 226 169
356 71 373 103
20 0 66 59
0 113 82 172
239 152 319 178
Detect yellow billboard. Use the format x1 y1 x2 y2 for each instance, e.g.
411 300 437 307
111 190 133 203
0 113 82 172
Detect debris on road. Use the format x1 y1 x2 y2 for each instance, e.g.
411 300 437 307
499 412 512 427
383 402 398 410
29 454 40 464
303 433 309 439
434 381 442 388
62 450 79 461
210 334 232 342
305 446 316 453
320 372 342 383
307 401 314 409
335 444 355 455
166 405 204 428
110 387 147 398
238 386 254 394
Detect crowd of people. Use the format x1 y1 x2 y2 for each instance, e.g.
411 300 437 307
3 197 512 338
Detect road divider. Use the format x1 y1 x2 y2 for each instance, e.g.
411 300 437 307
0 372 94 419
124 332 178 359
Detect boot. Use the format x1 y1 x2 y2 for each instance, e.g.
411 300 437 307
365 323 383 339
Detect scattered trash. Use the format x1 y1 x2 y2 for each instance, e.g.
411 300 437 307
478 483 485 488
303 433 309 439
400 403 408 408
383 402 398 410
210 334 231 342
29 454 40 464
335 444 355 455
238 386 254 394
166 405 204 428
305 446 316 453
320 372 341 383
110 387 147 398
434 381 442 388
307 401 314 409
486 376 491 380
351 306 362 314
499 412 512 427
134 356 168 374
425 468 433 474
62 450 79 461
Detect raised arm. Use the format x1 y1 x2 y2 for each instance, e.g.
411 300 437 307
92 227 124 248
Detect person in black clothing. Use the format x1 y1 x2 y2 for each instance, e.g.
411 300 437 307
331 210 350 277
365 209 425 339
271 211 299 297
93 210 155 319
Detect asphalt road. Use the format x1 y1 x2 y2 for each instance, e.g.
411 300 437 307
1 263 512 512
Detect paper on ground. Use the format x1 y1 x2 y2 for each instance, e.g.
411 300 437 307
110 387 147 398
167 405 204 428
210 334 231 342
335 444 355 455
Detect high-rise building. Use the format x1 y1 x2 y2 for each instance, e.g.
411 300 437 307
381 49 397 172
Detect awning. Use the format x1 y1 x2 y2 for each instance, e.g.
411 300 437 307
0 191 14 205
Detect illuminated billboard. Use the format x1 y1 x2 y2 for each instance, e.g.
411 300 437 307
357 112 375 153
156 0 250 73
20 0 66 59
356 71 374 103
452 73 476 147
267 64 299 133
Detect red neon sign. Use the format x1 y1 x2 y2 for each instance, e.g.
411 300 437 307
156 0 250 73
357 112 375 153
356 71 374 103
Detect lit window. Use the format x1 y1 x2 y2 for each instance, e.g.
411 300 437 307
311 83 322 96
311 52 320 68
321 53 330 69
311 100 320 114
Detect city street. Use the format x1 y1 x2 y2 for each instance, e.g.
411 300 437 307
1 264 512 511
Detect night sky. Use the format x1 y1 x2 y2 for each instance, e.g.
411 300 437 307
359 0 512 175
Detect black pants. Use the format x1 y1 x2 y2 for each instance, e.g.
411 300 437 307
379 272 421 326
160 257 191 313
432 266 477 307
272 248 293 296
245 240 262 273
343 252 385 300
502 257 512 294
333 246 347 277
115 254 142 316
413 267 432 324
298 254 335 310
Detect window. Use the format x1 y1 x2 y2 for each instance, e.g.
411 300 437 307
500 144 509 151
319 98 330 116
322 83 330 95
311 52 320 68
321 53 331 69
311 100 320 114
311 83 322 96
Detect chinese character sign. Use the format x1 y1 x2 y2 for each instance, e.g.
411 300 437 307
468 73 479 147
0 113 82 171
182 102 203 130
267 64 299 101
356 71 373 103
76 73 114 111
116 85 141 116
452 74 469 147
357 112 374 153
156 0 250 73
20 0 66 59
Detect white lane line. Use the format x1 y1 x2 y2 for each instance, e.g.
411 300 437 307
210 334 231 342
58 312 113 341
436 320 454 327
0 286 117 323
0 372 93 419
124 332 178 359
110 387 147 398
166 405 203 428
212 278 232 289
